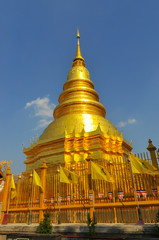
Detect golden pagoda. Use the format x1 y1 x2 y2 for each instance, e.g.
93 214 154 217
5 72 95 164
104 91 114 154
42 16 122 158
0 29 158 225
23 28 132 172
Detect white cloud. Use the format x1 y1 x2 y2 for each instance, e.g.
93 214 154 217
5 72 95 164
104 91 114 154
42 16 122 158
25 97 56 130
118 118 137 128
25 97 56 118
118 121 127 128
128 118 137 124
35 119 52 130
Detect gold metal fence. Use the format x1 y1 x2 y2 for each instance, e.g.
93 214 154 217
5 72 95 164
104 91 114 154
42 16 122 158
5 157 159 224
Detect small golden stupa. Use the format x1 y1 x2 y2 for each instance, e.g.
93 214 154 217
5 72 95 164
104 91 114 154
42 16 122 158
23 28 132 172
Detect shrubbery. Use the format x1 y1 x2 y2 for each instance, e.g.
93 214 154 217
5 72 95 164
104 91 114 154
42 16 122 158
36 212 52 234
87 213 96 236
156 209 159 223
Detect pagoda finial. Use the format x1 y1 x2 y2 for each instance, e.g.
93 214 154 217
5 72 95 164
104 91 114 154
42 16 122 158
77 27 80 38
73 28 84 64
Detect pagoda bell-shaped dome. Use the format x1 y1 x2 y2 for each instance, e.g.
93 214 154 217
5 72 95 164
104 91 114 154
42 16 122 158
39 29 121 141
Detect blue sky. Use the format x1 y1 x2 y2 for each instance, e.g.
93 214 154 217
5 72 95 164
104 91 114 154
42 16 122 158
0 1 159 174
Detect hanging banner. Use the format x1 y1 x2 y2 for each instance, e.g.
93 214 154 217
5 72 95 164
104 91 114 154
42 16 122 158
108 192 113 200
140 190 147 198
118 191 124 200
136 190 141 199
98 192 104 198
79 194 84 199
0 181 4 192
73 194 76 199
58 196 62 202
67 195 71 202
2 214 9 225
51 197 55 203
43 198 47 203
89 192 93 201
152 188 158 197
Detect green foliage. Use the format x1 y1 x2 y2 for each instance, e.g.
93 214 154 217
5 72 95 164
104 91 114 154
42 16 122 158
36 212 52 234
156 209 159 223
87 213 96 236
151 210 159 236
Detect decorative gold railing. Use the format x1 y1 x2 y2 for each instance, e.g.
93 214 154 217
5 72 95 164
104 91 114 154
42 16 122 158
1 157 158 224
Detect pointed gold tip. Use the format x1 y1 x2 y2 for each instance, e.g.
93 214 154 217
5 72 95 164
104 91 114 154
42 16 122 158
77 27 80 38
73 28 85 64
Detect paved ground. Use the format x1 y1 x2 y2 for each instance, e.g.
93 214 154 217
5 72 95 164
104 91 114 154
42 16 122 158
0 223 158 240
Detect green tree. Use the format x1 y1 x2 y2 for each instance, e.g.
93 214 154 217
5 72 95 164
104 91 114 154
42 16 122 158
156 209 159 223
36 212 52 234
87 213 96 236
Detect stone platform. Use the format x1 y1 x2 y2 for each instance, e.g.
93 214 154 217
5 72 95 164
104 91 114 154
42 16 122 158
0 223 158 240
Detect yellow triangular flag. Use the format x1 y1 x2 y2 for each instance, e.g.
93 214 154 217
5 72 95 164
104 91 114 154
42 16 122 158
129 153 159 175
33 170 43 191
139 158 159 174
60 167 79 184
10 175 16 199
91 162 114 183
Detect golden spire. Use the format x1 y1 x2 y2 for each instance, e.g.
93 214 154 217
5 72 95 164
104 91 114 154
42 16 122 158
52 28 106 121
73 28 85 64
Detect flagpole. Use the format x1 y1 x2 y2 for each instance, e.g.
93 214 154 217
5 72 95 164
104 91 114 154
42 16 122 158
90 160 96 223
58 165 61 224
128 157 144 224
28 170 34 225
7 175 12 214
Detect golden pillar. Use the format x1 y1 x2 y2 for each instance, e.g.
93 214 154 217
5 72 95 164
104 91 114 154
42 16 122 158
0 166 11 223
113 183 117 223
16 175 22 208
86 154 94 220
147 139 159 197
39 160 48 222
14 174 22 223
147 139 158 169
